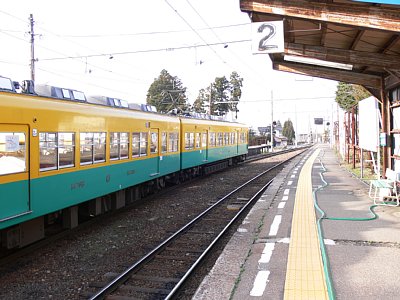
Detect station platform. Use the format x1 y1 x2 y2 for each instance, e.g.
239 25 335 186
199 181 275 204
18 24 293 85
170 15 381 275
193 144 400 299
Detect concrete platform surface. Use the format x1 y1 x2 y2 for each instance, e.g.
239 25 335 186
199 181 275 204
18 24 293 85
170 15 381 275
193 144 400 300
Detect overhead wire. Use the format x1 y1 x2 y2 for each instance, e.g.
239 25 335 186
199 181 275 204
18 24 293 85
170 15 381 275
164 0 229 66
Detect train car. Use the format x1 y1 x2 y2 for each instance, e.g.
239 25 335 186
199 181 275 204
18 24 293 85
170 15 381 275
0 79 181 248
179 117 248 172
0 76 249 249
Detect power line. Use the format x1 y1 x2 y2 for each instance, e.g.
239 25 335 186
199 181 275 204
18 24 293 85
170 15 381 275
55 23 250 38
164 0 228 65
38 39 251 61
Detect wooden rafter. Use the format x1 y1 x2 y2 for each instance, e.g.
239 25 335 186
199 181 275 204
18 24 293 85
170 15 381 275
380 34 400 54
273 60 381 89
284 42 400 70
240 0 400 32
350 30 364 50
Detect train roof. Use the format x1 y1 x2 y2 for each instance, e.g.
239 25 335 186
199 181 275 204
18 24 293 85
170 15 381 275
0 75 247 127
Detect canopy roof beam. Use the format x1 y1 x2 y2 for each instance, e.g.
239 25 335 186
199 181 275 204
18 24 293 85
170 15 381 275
240 0 400 32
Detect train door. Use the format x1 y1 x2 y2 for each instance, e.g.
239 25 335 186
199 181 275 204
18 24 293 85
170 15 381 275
0 125 30 222
150 129 160 176
202 130 208 162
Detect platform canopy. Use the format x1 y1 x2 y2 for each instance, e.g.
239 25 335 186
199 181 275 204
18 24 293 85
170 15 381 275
240 0 400 96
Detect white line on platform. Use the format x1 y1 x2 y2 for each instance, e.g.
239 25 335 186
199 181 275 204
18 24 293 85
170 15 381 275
282 196 288 201
250 270 271 297
283 189 290 195
259 242 275 264
290 174 295 178
287 181 293 186
278 202 286 209
269 215 282 236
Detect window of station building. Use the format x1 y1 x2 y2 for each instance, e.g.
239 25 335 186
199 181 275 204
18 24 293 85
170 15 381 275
110 132 129 160
224 133 229 145
150 132 158 154
140 132 148 156
185 132 194 150
168 132 178 152
202 133 207 148
0 132 26 175
40 132 75 171
195 132 201 148
161 132 167 153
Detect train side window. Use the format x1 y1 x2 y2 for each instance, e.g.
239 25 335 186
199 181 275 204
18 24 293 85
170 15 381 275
140 132 148 156
150 132 158 154
80 132 94 165
110 132 120 160
39 132 57 171
120 132 129 159
231 132 235 144
94 132 106 163
195 133 201 148
185 133 194 150
202 133 207 148
224 133 229 145
132 133 140 157
209 132 215 147
185 133 190 150
59 132 75 168
168 132 178 152
217 133 223 146
161 132 167 153
0 132 26 175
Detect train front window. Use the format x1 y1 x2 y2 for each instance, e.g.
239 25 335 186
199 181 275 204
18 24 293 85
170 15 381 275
0 132 26 175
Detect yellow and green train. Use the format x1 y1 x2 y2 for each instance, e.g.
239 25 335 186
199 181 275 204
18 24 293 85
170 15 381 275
0 76 248 249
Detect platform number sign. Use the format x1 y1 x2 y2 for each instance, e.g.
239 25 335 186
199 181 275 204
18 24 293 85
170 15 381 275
252 21 284 54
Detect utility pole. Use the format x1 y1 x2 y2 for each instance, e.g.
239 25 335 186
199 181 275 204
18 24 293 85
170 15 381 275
29 14 35 81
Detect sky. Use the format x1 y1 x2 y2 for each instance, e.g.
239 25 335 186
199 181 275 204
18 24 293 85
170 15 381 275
0 0 339 134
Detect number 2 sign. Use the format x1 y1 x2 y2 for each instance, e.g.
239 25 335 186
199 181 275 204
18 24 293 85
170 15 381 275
252 21 284 54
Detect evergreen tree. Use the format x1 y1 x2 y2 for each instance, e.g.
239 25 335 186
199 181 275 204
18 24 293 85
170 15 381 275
193 88 208 113
282 119 296 144
146 69 189 113
335 82 371 112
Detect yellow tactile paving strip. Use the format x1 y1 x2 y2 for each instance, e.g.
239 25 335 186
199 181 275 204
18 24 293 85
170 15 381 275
284 149 329 300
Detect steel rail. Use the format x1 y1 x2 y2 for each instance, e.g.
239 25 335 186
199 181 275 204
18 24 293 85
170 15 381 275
89 157 292 300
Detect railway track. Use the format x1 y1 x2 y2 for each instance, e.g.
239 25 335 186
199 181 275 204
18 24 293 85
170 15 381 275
86 157 292 300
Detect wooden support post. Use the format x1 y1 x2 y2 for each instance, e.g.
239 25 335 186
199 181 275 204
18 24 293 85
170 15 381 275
352 107 356 169
381 77 389 175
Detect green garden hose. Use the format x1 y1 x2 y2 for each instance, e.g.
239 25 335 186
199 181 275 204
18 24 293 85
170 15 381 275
311 152 395 300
